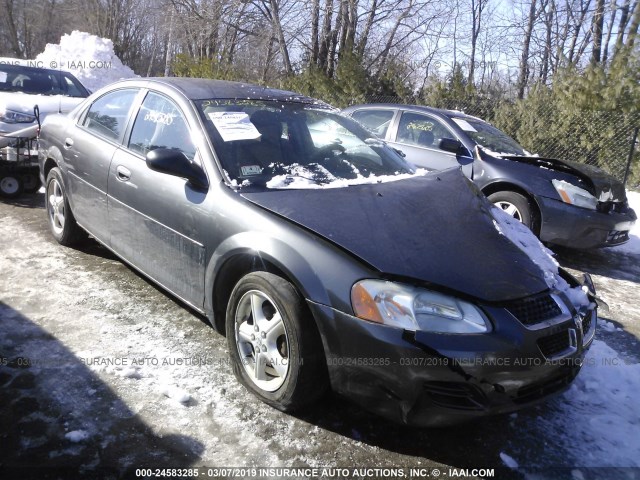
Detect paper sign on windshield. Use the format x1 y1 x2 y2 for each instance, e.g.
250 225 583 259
0 72 7 83
452 118 477 132
207 112 261 142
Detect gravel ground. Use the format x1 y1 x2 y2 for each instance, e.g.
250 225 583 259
1 192 639 480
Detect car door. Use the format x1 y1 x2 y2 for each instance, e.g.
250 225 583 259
107 90 207 308
63 88 140 243
388 111 473 177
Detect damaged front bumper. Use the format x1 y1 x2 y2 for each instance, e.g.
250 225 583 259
309 291 596 427
0 125 39 166
537 195 636 249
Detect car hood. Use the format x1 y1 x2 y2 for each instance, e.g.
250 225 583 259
241 169 550 302
0 92 83 116
493 152 627 202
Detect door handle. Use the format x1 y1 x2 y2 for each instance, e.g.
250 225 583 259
64 137 74 148
116 165 131 181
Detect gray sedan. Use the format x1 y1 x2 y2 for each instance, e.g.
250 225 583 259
342 104 637 249
39 78 598 426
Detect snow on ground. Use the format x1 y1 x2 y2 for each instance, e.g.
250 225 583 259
511 339 640 468
35 31 137 91
613 190 640 255
1 193 639 475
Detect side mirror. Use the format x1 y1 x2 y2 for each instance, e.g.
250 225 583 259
146 148 208 190
439 138 463 154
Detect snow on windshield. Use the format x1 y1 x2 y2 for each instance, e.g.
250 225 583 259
458 117 527 156
202 101 416 189
266 164 427 189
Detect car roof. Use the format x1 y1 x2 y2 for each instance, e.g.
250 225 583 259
0 62 79 78
345 103 484 123
112 77 332 106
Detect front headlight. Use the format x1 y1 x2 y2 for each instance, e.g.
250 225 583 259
0 108 36 124
351 280 490 333
551 179 597 210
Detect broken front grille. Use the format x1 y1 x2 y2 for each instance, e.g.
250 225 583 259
606 230 629 244
581 310 596 345
514 367 579 404
597 200 629 214
423 381 487 411
537 329 574 358
505 294 563 326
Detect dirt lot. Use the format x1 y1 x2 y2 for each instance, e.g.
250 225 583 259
1 192 639 480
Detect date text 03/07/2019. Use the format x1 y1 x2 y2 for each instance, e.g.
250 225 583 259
134 467 496 478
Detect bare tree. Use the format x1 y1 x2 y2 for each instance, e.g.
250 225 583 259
468 0 488 84
590 0 605 63
517 0 538 99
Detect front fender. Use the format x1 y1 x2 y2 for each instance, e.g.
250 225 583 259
474 149 582 202
205 228 371 321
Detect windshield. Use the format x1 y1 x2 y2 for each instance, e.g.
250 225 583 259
197 100 417 189
453 117 526 156
0 65 88 98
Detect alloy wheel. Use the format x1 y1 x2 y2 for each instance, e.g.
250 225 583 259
234 290 290 392
494 200 523 222
47 178 66 235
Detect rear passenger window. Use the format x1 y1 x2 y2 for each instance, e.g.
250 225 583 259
351 109 394 138
396 112 454 150
83 89 138 141
128 92 196 161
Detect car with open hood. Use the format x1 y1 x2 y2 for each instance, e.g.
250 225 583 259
0 62 89 135
341 103 637 249
0 62 89 197
39 78 598 426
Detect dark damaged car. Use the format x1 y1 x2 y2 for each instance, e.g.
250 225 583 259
342 104 637 249
39 78 598 426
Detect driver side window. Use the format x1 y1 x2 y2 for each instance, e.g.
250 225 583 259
83 89 138 141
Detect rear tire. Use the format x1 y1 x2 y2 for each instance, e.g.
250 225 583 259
0 173 23 198
225 271 328 412
488 191 536 232
45 167 86 246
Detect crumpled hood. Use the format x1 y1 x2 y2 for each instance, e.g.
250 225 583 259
0 92 82 116
242 169 551 302
497 153 627 202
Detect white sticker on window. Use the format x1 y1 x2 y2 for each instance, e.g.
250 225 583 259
144 109 175 125
452 118 477 132
241 165 262 176
0 72 7 83
207 112 261 142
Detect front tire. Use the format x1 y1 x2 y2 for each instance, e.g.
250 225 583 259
45 167 86 246
225 272 327 412
488 191 536 232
